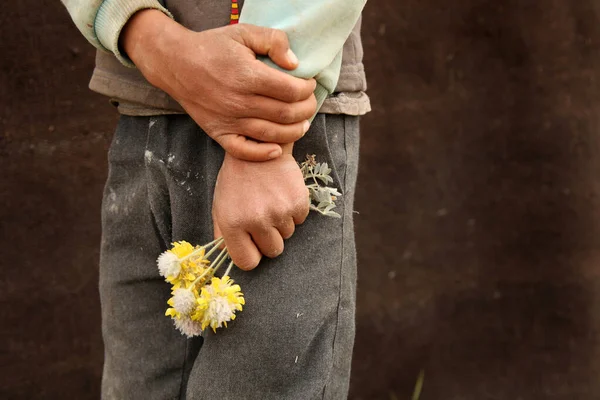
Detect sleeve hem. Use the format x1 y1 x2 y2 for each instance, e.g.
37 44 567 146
310 83 331 121
94 0 174 68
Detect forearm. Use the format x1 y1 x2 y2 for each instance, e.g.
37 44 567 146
120 9 183 84
60 0 172 66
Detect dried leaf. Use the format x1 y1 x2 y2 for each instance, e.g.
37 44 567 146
324 210 341 218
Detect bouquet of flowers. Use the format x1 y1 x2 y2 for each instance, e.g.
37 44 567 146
156 156 340 337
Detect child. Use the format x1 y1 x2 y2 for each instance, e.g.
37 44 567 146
62 0 369 398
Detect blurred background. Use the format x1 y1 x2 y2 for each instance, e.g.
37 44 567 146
2 0 600 398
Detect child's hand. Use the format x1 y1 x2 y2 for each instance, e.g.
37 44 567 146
122 10 317 162
212 152 309 270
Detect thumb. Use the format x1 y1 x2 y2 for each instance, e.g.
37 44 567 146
236 24 299 70
212 204 226 248
213 219 223 243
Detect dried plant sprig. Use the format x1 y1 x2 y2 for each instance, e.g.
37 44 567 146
300 155 342 218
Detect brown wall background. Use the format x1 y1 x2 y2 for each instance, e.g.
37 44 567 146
3 0 600 399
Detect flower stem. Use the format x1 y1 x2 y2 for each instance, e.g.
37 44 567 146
189 247 229 288
211 250 230 275
203 238 224 260
180 237 223 262
202 237 223 249
211 247 228 268
223 260 235 277
191 264 216 288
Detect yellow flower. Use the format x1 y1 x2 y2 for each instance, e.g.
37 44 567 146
190 297 208 322
161 242 211 288
159 238 240 337
197 276 245 332
170 241 195 258
158 241 200 280
165 307 180 318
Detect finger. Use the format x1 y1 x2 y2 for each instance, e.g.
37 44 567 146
242 118 310 144
213 218 223 241
243 94 317 125
212 217 228 249
248 64 317 103
292 195 310 225
223 228 262 271
217 134 282 161
250 226 285 259
237 24 298 70
275 218 295 240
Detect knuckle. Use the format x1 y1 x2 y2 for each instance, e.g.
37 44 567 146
249 123 270 142
294 185 310 202
225 215 245 230
278 105 295 124
298 199 310 216
280 222 295 239
275 216 290 228
236 256 259 271
238 64 259 90
277 78 297 100
234 24 246 35
265 245 284 259
228 98 246 115
211 131 225 146
273 203 290 218
250 209 269 226
294 193 310 214
271 29 287 45
228 247 261 271
303 202 310 217
226 144 243 159
257 128 270 142
291 124 305 141
287 84 302 102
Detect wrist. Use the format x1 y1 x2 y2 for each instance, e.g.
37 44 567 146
121 9 184 79
94 0 174 67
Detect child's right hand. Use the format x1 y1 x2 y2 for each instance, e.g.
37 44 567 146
212 151 309 270
121 10 317 162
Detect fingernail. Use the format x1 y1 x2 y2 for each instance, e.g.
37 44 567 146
303 120 310 135
287 49 299 65
269 149 281 159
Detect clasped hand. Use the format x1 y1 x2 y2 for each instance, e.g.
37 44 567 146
123 10 315 268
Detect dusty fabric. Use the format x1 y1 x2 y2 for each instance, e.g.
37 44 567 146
100 114 360 399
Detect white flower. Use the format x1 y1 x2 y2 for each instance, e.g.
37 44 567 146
157 251 181 278
203 296 236 329
173 317 203 338
199 279 244 331
172 289 196 315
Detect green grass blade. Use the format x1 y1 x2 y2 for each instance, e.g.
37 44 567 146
411 370 425 400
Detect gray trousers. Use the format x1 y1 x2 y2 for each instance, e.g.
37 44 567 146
99 114 359 399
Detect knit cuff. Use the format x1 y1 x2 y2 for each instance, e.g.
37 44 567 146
95 0 173 68
310 83 332 121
